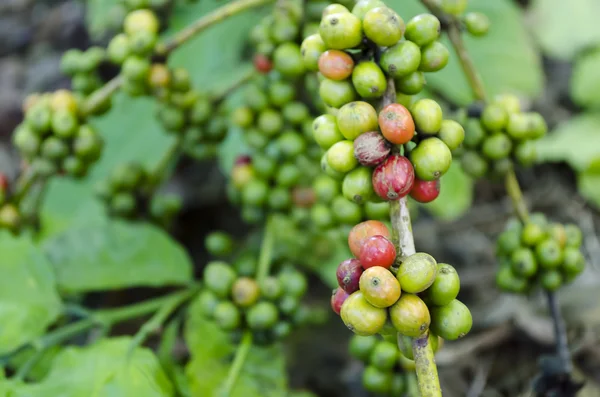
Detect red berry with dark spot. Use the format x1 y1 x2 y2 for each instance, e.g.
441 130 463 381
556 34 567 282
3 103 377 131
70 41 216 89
336 258 364 293
378 103 415 145
359 235 396 269
353 131 392 167
235 155 252 166
409 178 440 203
372 154 415 201
254 54 273 73
331 287 349 315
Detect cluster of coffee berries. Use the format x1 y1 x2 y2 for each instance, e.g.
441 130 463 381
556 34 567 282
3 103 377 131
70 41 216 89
61 47 106 97
198 261 309 345
332 220 472 341
13 90 104 179
433 0 490 38
0 175 21 234
348 335 417 396
459 94 547 179
496 215 585 293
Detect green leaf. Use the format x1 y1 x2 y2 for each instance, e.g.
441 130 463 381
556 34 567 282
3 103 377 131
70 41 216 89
9 346 61 382
528 0 600 60
578 164 600 210
571 48 600 109
86 0 122 40
535 113 600 172
0 234 62 355
42 220 193 293
389 0 542 105
184 295 288 397
420 161 474 221
14 337 174 397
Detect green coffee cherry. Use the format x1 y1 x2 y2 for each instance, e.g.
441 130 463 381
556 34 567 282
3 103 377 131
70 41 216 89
319 79 357 108
332 196 363 224
540 270 563 291
362 365 393 394
327 140 358 173
301 34 326 71
311 203 335 229
336 101 378 140
257 109 284 137
514 140 537 166
405 14 441 46
429 299 472 340
213 301 241 330
41 136 69 160
13 124 41 158
535 239 563 269
380 41 421 78
481 133 512 160
422 263 460 306
342 167 375 204
464 12 490 37
460 151 488 178
396 71 425 95
349 335 378 361
351 0 384 19
74 125 103 161
319 12 363 50
110 192 137 217
242 179 269 206
369 340 398 370
511 247 537 277
273 43 305 77
313 114 344 149
411 137 452 181
411 99 443 134
122 56 151 81
352 61 387 99
275 163 302 187
247 302 279 330
362 7 404 47
565 224 583 247
419 41 449 72
481 104 508 132
277 131 306 158
438 120 465 151
205 231 234 257
282 102 309 125
496 264 529 293
203 261 237 298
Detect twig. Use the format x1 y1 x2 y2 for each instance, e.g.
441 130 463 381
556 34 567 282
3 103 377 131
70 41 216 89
546 291 572 374
82 75 123 116
156 0 276 55
505 168 530 223
222 331 253 397
12 167 38 204
412 332 442 397
256 215 276 283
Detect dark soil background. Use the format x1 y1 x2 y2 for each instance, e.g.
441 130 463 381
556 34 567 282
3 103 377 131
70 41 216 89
1 1 600 396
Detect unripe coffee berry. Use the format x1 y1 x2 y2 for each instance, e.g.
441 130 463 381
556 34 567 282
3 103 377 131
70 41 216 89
411 98 443 134
301 34 327 71
319 12 363 50
362 7 405 47
359 266 401 308
397 252 438 293
421 263 460 306
341 291 388 336
438 119 465 151
410 137 452 181
405 14 440 46
378 103 415 145
429 299 472 340
380 41 421 78
372 154 415 200
418 41 449 72
342 166 375 204
336 101 379 141
327 140 358 173
389 293 430 337
359 235 396 269
464 12 490 37
352 61 387 99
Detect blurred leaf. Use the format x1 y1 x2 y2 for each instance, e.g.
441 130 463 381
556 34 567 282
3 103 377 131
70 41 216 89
528 0 600 60
43 220 193 293
9 346 61 382
420 160 473 221
571 48 600 109
535 113 600 172
14 337 174 397
217 126 252 176
0 234 62 355
184 295 288 397
577 167 600 210
86 0 122 40
389 0 543 105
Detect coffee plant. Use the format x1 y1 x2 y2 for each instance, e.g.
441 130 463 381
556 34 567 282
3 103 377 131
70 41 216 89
0 0 598 396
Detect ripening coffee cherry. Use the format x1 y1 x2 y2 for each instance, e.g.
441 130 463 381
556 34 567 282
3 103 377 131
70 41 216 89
396 71 425 95
0 204 20 232
409 178 440 203
397 252 438 293
253 54 273 73
312 114 344 149
411 98 443 134
319 12 363 50
429 299 472 340
481 104 509 132
336 101 379 140
363 7 405 47
247 301 279 330
460 150 488 178
511 247 538 277
536 238 564 269
352 61 387 99
318 50 355 81
203 261 237 298
50 90 78 113
380 41 421 79
331 287 350 315
359 266 401 308
359 235 396 269
438 120 465 151
379 103 415 145
405 14 441 46
353 131 391 167
232 277 260 308
327 140 358 173
337 258 364 293
389 293 430 337
323 3 350 17
343 166 375 204
418 41 449 72
464 12 490 37
411 137 452 181
372 154 415 200
341 291 388 336
351 0 385 20
319 78 357 108
301 34 326 71
348 220 391 257
422 263 460 306
124 9 160 35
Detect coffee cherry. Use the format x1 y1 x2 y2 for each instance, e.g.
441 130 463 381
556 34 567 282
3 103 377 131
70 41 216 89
349 334 378 361
337 101 379 141
460 151 488 178
196 289 219 318
310 204 335 229
389 293 430 337
331 287 350 315
203 261 237 298
242 179 270 207
521 222 546 246
429 299 472 340
319 79 357 108
0 204 20 233
419 41 449 72
514 140 537 166
275 163 301 187
411 138 452 181
397 252 437 293
511 247 537 277
422 263 460 306
26 101 52 134
231 277 260 308
318 50 355 81
352 61 387 99
247 301 279 330
359 266 401 307
372 154 415 200
213 301 241 331
273 43 305 77
342 167 375 204
124 9 159 35
497 229 522 256
564 224 583 247
260 276 283 300
351 0 384 19
324 3 350 17
409 178 440 203
353 132 391 167
464 12 490 37
540 270 562 291
411 99 443 134
301 34 327 71
359 235 396 269
332 196 363 224
481 104 508 132
319 12 363 50
313 174 340 203
562 247 585 277
396 71 425 95
481 133 512 160
321 153 345 180
369 340 398 371
341 291 387 336
279 269 308 298
379 103 415 145
348 220 391 257
363 7 405 47
496 264 529 293
440 0 468 15
129 30 157 56
337 258 364 293
362 366 393 394
405 14 440 46
380 41 421 78
312 114 344 149
327 140 358 173
536 239 563 269
51 110 79 139
64 157 88 178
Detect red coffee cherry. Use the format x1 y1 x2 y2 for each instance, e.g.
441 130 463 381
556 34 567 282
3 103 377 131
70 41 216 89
378 103 415 145
336 258 364 293
372 154 415 201
234 154 252 166
253 54 273 73
348 220 391 257
353 131 392 167
318 50 355 81
359 235 396 269
331 287 349 315
409 178 440 203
